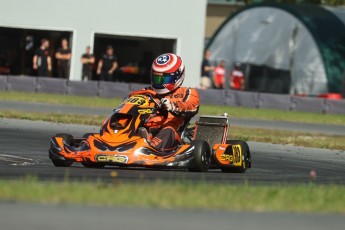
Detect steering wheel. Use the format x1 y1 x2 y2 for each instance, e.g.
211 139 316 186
145 93 171 118
146 93 162 109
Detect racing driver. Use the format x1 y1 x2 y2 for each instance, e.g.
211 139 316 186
130 53 200 151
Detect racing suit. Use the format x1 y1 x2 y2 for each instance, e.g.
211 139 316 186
134 87 200 151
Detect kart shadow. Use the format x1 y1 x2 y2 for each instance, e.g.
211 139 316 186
72 164 188 172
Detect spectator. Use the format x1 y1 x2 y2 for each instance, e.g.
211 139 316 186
33 39 51 77
81 46 95 81
200 50 213 89
213 60 226 89
55 38 71 78
230 63 245 90
96 45 118 81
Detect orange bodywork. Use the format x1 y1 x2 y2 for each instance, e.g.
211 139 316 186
54 133 194 166
212 144 243 167
50 91 196 167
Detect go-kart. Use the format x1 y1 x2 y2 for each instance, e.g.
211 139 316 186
49 90 251 172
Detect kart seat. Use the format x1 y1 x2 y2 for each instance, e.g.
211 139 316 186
193 115 228 147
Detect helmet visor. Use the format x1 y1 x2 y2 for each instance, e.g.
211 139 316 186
152 73 175 85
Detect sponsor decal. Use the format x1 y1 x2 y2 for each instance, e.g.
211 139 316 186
219 145 241 164
126 96 148 106
138 108 153 114
232 144 241 164
220 154 233 163
95 154 128 163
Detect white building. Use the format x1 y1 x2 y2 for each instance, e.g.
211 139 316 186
0 0 207 87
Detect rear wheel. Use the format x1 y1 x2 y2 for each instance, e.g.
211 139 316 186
188 140 211 172
221 140 251 173
51 133 74 167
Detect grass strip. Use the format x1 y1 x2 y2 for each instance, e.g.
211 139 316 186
0 91 123 108
0 110 105 126
230 126 345 150
1 110 345 150
1 91 345 126
1 178 345 213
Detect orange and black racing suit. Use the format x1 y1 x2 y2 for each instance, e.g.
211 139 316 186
137 87 200 151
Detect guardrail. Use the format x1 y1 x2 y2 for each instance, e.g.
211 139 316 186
1 75 345 115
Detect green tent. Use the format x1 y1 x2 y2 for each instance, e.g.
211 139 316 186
207 3 345 95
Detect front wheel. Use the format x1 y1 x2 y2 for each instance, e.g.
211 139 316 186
51 133 74 167
188 140 211 172
221 140 251 173
52 159 73 167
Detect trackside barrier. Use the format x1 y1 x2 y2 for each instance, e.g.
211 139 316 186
67 81 99 97
290 96 326 113
232 90 259 108
325 100 345 114
36 77 67 94
199 89 227 105
257 93 292 111
98 81 131 98
0 75 345 115
7 75 36 92
0 75 7 91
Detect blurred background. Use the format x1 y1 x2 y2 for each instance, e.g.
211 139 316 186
0 0 344 97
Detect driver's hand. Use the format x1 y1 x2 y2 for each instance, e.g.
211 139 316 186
161 98 175 112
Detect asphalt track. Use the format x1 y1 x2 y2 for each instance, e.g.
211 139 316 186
1 100 345 135
1 118 345 184
1 202 344 230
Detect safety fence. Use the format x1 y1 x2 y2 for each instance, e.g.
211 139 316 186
1 75 345 115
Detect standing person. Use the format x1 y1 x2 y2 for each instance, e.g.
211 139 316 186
81 46 95 81
96 45 118 81
33 39 51 77
213 60 226 89
55 38 72 78
229 63 245 90
200 50 213 89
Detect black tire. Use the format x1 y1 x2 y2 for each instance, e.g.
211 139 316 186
81 162 106 168
52 159 73 167
188 140 211 172
221 140 251 173
51 133 74 167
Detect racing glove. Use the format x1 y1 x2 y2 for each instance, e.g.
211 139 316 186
161 98 175 112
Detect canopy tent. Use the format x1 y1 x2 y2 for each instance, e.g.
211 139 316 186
207 3 345 95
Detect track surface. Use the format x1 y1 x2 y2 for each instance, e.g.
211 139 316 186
1 202 344 230
2 100 345 135
1 118 345 184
